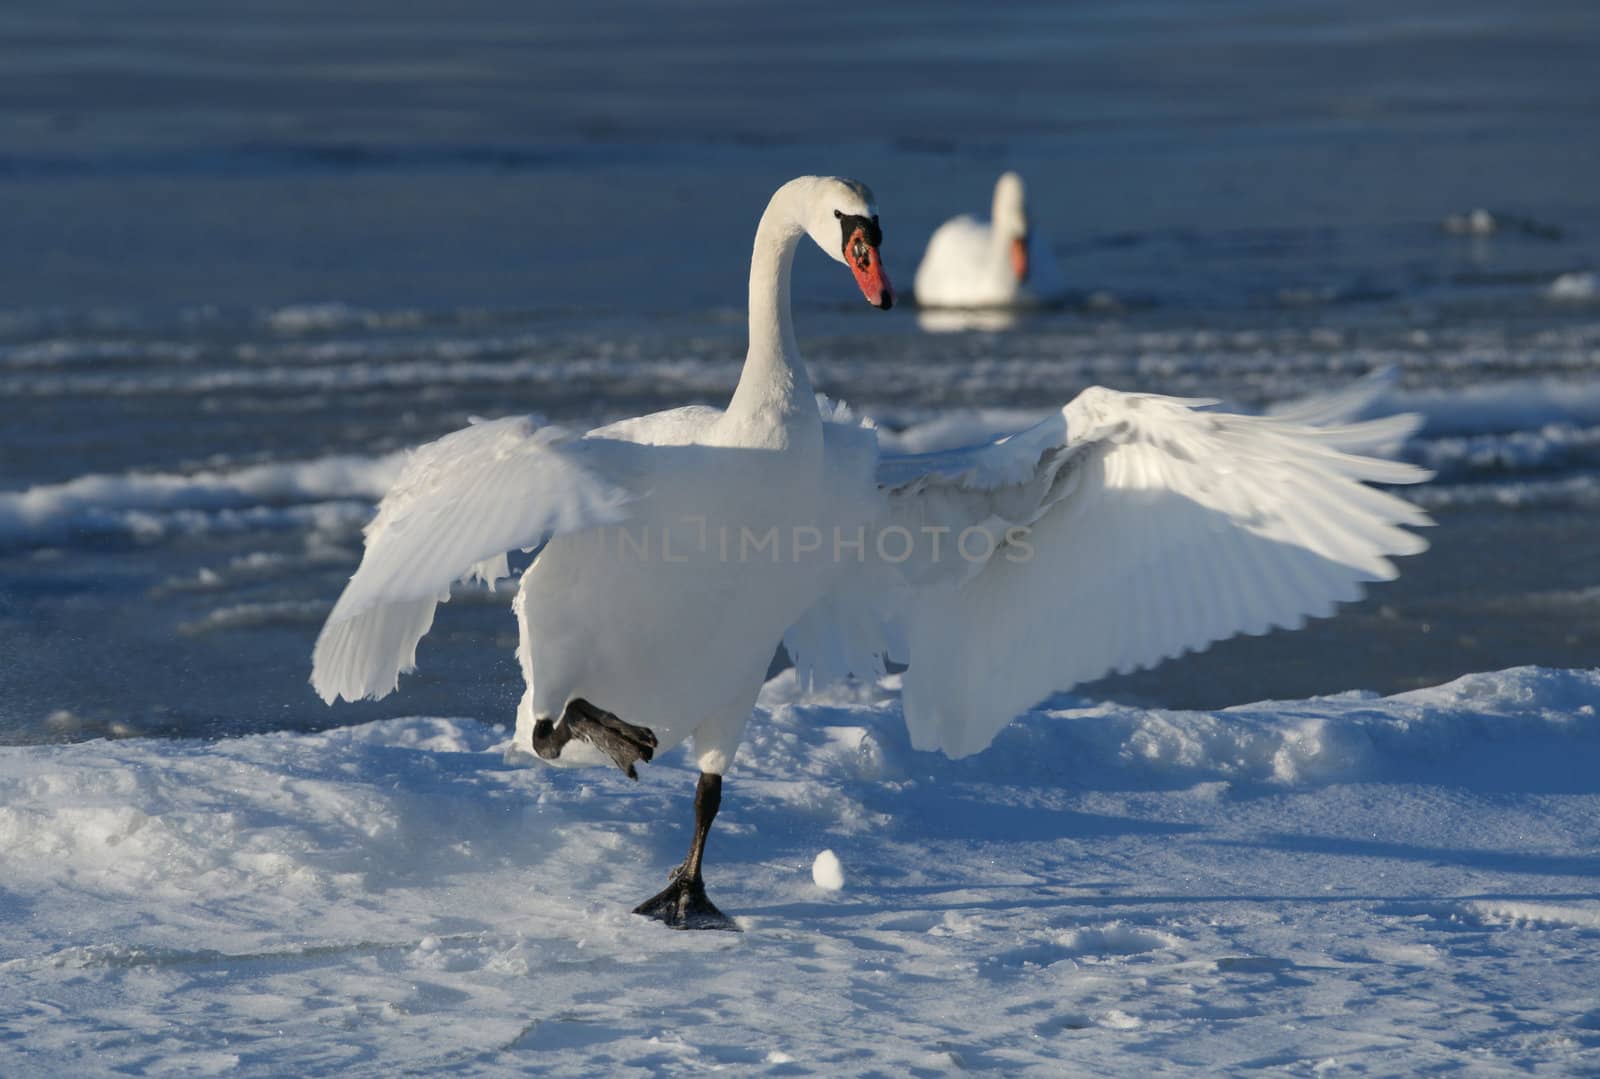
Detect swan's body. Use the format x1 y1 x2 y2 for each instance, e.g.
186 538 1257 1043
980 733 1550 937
511 405 866 776
914 172 1067 309
312 176 1430 928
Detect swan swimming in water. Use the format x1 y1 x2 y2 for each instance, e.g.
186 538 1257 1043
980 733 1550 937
914 171 1067 309
311 176 1429 930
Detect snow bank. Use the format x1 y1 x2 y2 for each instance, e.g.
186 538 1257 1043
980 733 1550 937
2 667 1596 1075
1548 272 1597 301
751 666 1600 793
176 599 333 636
1417 422 1600 476
263 302 386 334
0 344 740 398
12 363 1600 553
1388 378 1600 437
1411 473 1600 509
0 454 402 548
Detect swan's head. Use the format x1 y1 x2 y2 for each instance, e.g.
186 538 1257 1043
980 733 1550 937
801 177 894 310
992 171 1030 284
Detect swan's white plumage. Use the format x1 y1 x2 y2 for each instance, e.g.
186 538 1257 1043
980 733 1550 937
312 174 1430 777
310 417 640 704
914 171 1067 309
316 386 1431 764
788 391 1431 758
317 385 1429 764
314 176 893 778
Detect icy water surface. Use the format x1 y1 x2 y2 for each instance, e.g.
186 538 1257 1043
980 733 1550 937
2 0 1599 741
5 304 1600 742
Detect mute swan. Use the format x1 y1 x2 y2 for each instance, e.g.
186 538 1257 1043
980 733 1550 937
311 176 1430 930
914 171 1067 309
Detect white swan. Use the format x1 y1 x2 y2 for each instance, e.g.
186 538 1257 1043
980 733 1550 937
913 171 1067 309
311 176 1430 929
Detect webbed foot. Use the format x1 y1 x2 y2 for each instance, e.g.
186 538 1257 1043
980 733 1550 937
633 871 740 931
533 698 658 779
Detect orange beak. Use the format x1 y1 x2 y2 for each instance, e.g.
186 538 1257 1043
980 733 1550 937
1011 236 1030 284
846 226 895 309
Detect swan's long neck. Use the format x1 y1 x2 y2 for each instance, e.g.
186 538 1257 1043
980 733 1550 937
725 182 818 431
991 176 1026 251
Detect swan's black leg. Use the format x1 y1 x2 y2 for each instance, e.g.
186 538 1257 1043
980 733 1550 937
633 772 739 931
532 698 657 780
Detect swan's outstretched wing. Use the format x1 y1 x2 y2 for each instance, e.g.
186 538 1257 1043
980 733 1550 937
311 416 644 703
1263 365 1418 456
787 387 1431 759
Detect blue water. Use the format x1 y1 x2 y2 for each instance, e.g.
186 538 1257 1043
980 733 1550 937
5 0 1598 315
2 0 1598 741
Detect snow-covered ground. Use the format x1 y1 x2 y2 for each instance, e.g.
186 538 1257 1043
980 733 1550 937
3 667 1597 1075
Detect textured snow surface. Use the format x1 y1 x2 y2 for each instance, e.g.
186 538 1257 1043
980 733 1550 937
2 667 1598 1075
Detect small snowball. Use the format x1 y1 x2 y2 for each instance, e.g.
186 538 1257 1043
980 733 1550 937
812 849 845 891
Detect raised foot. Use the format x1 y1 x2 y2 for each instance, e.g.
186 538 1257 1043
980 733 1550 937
566 698 658 780
633 873 740 931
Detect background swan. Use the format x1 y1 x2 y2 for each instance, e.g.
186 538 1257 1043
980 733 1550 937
311 176 1429 929
914 171 1068 309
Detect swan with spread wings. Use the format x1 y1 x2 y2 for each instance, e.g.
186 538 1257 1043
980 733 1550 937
312 176 1429 930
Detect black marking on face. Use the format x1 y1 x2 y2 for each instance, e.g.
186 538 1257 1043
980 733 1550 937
833 210 883 266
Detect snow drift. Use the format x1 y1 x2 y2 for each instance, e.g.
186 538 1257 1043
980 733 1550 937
1 666 1596 1075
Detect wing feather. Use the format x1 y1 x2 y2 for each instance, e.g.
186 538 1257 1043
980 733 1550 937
310 416 643 704
788 383 1432 759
